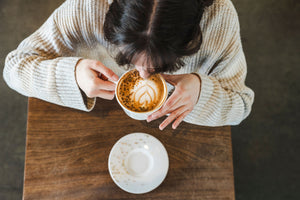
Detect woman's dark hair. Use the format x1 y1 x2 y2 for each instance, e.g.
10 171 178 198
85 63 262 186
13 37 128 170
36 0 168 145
104 0 214 74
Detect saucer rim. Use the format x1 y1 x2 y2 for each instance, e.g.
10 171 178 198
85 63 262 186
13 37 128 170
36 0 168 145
108 132 169 194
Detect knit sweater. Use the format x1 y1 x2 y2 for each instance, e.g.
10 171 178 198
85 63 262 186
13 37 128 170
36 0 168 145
3 0 254 126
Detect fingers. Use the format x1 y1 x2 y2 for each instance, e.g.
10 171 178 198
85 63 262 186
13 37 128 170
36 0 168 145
147 89 181 122
85 78 116 98
76 59 119 101
96 90 115 100
145 73 200 130
87 89 115 100
171 110 190 129
161 74 178 85
158 106 187 130
91 60 119 82
94 78 116 91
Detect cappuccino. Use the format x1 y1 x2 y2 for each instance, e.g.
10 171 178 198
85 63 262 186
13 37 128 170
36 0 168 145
117 70 166 112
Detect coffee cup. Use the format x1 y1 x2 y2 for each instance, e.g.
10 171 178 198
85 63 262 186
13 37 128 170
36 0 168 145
115 69 167 120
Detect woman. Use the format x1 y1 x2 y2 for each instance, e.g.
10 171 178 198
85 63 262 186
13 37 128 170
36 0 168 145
3 0 254 130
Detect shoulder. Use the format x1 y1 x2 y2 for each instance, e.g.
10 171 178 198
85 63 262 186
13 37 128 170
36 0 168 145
193 0 242 73
201 0 240 32
208 0 238 14
205 0 239 21
61 0 109 10
57 0 109 15
53 0 110 26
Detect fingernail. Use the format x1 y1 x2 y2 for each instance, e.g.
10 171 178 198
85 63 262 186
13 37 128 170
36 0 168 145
159 125 164 131
172 123 178 129
112 74 119 81
147 115 152 122
150 114 156 119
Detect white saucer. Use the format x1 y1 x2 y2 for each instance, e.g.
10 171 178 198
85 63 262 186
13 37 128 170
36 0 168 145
108 133 169 194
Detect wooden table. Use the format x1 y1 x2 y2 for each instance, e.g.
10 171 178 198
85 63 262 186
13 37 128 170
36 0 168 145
23 97 235 200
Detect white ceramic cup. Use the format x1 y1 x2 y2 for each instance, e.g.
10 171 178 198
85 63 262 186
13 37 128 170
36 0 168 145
115 70 168 120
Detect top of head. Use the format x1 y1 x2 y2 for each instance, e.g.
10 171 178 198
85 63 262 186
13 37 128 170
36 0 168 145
104 0 215 74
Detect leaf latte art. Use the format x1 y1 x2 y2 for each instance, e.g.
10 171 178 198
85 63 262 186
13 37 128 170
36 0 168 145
132 80 159 108
117 70 165 112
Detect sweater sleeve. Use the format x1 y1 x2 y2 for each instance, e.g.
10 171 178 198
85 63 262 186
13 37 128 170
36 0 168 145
184 1 254 126
3 0 107 111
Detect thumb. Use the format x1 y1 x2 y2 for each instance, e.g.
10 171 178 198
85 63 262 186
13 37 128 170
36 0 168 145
161 74 180 85
91 61 119 82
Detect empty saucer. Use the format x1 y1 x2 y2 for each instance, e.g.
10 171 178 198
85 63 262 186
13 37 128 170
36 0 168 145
108 133 169 194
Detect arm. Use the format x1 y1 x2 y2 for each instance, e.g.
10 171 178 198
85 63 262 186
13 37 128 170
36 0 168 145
148 0 254 128
3 0 111 111
185 50 254 126
184 1 254 126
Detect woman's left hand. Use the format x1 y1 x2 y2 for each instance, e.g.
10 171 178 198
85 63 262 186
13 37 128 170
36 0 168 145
147 73 201 130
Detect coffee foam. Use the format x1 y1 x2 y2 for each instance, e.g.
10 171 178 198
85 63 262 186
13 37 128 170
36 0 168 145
131 79 160 107
117 70 165 112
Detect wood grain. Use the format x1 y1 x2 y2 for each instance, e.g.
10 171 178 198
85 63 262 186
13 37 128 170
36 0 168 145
23 97 235 200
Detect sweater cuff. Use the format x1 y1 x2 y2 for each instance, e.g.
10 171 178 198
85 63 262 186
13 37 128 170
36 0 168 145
197 74 215 109
55 57 96 111
184 73 214 123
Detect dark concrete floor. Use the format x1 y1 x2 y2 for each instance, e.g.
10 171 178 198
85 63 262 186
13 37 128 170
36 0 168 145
0 0 299 199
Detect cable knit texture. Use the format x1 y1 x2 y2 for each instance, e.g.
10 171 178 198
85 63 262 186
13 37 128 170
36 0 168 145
3 0 254 126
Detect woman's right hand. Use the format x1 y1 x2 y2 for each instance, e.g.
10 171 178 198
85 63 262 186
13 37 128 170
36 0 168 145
75 59 119 100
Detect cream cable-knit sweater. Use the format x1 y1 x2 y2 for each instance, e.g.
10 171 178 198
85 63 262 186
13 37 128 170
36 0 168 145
3 0 254 126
